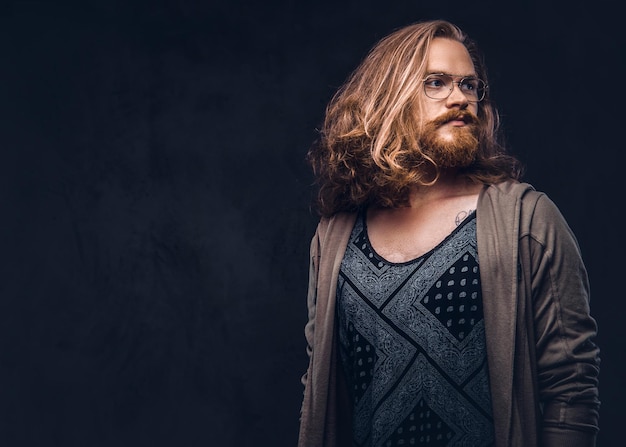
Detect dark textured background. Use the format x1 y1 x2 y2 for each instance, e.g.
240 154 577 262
0 1 622 446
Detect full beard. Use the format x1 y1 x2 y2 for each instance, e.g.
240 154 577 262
418 109 480 168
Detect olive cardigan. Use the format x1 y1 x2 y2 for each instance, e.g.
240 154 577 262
298 181 600 447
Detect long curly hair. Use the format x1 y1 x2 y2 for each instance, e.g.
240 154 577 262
308 20 522 217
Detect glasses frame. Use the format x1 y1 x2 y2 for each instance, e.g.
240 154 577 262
422 73 487 102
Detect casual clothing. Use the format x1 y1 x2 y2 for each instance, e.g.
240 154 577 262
337 212 494 446
299 181 600 447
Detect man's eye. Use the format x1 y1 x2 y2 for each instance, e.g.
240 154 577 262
460 79 478 91
425 78 445 88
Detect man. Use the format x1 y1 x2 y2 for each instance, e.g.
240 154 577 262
298 20 600 447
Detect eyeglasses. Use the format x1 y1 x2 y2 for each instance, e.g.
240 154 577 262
422 73 487 102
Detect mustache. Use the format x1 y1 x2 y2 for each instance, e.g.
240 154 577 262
429 109 479 127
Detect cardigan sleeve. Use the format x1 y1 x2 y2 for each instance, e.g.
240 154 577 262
527 195 600 446
301 224 321 386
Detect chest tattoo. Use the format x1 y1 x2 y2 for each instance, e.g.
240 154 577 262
455 209 475 226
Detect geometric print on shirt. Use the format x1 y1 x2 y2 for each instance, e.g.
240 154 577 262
337 211 494 446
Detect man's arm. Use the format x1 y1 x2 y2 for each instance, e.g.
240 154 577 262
530 196 600 446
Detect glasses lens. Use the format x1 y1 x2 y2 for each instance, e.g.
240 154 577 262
423 74 451 99
459 78 486 102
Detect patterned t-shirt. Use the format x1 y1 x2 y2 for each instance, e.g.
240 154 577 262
336 211 494 446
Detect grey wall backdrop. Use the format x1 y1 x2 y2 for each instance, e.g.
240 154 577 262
0 1 622 446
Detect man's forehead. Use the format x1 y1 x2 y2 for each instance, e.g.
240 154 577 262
425 38 476 76
424 71 478 78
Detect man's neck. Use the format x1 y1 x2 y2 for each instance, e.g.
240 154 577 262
406 170 482 209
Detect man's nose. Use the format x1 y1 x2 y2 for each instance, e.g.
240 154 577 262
446 82 469 108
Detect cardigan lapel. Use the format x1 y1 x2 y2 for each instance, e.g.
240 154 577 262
476 182 527 447
309 212 357 446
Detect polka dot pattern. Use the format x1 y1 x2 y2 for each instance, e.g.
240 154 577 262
344 321 377 403
385 398 455 446
421 252 483 341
